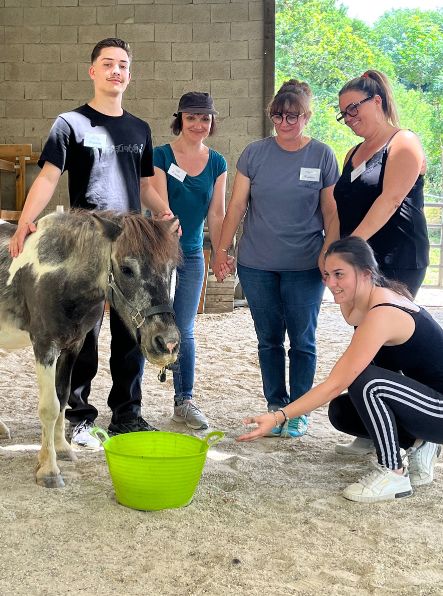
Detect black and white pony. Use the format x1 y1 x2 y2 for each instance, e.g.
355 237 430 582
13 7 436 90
0 210 180 488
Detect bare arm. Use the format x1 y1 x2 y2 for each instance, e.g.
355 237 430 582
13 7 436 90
9 162 62 257
318 184 338 271
238 309 395 440
352 131 424 240
140 174 171 217
207 171 227 258
212 170 250 282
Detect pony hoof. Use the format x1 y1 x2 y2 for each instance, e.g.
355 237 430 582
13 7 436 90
0 422 11 439
36 474 65 489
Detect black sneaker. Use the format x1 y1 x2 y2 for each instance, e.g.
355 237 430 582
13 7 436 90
108 416 158 436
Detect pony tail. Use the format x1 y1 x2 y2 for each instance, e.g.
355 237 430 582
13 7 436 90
339 69 399 127
363 70 399 127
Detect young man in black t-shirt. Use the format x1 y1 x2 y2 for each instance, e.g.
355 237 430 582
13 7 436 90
10 38 171 448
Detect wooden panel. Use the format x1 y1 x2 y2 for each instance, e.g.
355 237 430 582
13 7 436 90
0 210 21 222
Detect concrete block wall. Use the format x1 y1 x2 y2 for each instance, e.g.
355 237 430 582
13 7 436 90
0 0 267 312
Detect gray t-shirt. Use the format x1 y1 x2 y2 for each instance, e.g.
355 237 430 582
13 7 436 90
237 136 339 271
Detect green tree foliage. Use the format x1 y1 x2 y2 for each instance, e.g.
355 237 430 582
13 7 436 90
275 0 442 194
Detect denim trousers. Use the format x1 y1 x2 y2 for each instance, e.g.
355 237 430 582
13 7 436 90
237 264 324 409
171 250 205 403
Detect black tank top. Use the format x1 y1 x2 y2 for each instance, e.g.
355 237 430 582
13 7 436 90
334 135 429 269
371 303 443 393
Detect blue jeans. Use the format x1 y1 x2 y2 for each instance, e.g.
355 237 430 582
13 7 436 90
171 250 205 403
237 264 324 409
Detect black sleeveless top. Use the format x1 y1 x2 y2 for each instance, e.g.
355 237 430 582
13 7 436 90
334 137 429 269
371 303 443 393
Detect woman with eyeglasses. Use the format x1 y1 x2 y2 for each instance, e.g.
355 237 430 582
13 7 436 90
212 79 340 438
332 70 430 456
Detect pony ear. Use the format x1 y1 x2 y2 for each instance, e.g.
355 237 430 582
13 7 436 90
91 213 123 241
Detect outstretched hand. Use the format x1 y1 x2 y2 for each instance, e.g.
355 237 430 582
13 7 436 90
9 221 37 258
236 412 276 442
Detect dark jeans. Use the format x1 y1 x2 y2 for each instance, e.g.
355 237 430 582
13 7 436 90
65 306 144 425
329 365 443 469
380 266 427 298
237 264 324 409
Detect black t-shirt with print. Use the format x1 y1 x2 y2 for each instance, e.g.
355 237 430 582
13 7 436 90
39 104 154 212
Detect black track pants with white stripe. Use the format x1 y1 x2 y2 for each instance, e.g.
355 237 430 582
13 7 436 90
328 365 443 470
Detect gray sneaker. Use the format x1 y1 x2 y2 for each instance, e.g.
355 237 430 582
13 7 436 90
408 441 441 486
172 400 208 430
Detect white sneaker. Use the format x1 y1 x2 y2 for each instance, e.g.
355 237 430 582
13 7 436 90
343 463 413 503
70 420 101 450
408 441 441 487
335 437 375 455
172 400 208 430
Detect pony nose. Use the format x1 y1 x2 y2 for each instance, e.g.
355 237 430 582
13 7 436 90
153 335 178 354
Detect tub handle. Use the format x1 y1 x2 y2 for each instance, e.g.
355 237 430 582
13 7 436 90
203 431 224 448
90 426 110 444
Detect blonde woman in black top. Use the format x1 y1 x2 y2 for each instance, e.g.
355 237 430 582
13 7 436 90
333 70 429 298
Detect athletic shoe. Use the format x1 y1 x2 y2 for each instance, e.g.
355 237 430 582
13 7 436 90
172 400 208 430
70 420 101 450
335 437 375 456
280 415 309 438
408 441 441 487
343 463 413 503
108 416 158 436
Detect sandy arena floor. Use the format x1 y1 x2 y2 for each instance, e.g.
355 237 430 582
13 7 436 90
0 292 442 595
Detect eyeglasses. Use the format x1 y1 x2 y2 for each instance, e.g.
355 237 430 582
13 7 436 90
336 95 374 123
270 112 305 125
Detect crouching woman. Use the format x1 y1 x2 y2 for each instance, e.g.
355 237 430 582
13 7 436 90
238 236 443 503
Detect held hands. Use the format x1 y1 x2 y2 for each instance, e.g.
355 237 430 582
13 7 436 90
236 412 276 442
9 221 37 258
212 248 236 283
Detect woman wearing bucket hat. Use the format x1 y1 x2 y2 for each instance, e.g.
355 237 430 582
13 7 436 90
151 92 228 431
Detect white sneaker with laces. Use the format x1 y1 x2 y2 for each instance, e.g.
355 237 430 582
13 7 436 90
343 463 412 503
408 441 441 487
70 420 101 450
172 400 208 430
335 437 375 455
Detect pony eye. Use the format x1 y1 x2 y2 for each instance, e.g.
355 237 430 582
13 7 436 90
120 265 134 277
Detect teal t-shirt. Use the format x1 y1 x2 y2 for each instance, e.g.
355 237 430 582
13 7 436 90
153 144 227 254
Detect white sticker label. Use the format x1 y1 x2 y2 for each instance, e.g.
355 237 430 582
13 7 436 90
350 161 366 182
83 132 107 149
167 163 187 182
300 167 321 182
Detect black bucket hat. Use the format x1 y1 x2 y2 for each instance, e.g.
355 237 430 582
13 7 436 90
174 92 218 116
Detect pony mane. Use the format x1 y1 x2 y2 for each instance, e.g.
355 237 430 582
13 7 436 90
99 211 181 270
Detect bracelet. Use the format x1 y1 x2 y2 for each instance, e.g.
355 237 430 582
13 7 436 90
277 408 289 423
219 248 229 253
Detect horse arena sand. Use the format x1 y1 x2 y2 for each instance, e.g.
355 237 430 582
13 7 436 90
1 292 442 595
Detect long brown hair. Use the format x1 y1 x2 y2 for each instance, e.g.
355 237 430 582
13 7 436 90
325 237 412 299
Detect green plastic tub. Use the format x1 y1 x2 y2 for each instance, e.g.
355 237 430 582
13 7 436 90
92 429 224 511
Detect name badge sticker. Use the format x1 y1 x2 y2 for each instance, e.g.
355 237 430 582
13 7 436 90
168 163 187 182
350 161 366 183
300 167 321 182
83 132 107 149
